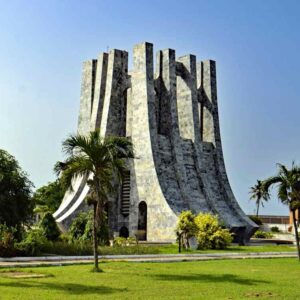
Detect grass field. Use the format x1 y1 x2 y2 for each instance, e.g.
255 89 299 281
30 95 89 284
0 258 299 299
155 244 297 254
96 244 297 256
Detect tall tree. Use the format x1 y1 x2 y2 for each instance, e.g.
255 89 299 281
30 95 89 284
54 131 133 271
249 180 270 216
263 163 300 261
33 179 67 214
0 149 33 229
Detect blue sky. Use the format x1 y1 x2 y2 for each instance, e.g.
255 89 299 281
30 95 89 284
0 0 299 215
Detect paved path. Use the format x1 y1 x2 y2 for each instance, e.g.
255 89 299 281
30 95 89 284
0 252 297 268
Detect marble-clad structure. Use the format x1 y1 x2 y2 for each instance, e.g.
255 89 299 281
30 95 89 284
54 42 257 243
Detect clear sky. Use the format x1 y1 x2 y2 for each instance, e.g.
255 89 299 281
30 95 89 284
0 0 299 215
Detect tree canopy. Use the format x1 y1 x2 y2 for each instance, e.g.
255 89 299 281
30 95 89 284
32 179 67 214
0 149 33 227
249 180 270 216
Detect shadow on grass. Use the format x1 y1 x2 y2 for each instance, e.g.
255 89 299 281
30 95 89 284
0 281 127 295
150 273 270 286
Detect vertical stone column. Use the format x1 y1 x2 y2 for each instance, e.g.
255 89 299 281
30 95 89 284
77 60 97 135
157 49 189 211
90 53 108 131
201 60 219 145
130 42 178 241
100 49 128 137
156 49 173 136
126 86 133 137
176 55 201 143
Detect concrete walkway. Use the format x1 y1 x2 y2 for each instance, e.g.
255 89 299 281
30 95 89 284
0 252 297 268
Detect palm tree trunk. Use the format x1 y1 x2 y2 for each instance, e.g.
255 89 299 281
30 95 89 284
292 209 300 261
93 203 99 271
256 204 259 217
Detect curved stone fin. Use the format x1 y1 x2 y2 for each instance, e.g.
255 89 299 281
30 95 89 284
155 49 190 212
54 60 97 226
198 60 258 240
90 53 108 131
100 49 128 137
77 60 97 135
176 55 201 143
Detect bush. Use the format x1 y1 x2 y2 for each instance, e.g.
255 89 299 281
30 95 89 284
69 211 109 246
40 212 60 241
16 229 49 256
0 224 17 257
210 228 233 250
270 226 280 233
69 212 88 241
249 215 263 225
59 233 71 243
113 237 127 247
176 211 197 249
253 230 273 239
113 237 137 247
194 213 233 250
42 241 93 256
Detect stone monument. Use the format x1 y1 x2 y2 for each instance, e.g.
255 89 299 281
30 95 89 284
53 42 257 243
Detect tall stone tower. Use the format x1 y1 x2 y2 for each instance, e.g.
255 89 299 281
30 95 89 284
54 42 257 243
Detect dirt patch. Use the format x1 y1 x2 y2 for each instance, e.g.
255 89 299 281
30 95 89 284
244 291 279 298
0 271 52 279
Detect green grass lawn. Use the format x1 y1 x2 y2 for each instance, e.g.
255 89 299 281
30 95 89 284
156 244 297 254
0 258 300 299
97 244 297 256
41 242 297 257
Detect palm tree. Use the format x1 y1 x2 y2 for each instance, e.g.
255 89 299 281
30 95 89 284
249 180 270 216
55 131 134 271
263 163 300 261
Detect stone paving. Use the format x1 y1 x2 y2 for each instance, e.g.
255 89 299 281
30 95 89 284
0 252 297 268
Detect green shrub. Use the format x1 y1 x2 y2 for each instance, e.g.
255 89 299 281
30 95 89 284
127 237 137 245
210 228 233 249
0 224 17 257
42 241 93 256
194 213 233 250
69 211 109 246
113 237 137 247
113 237 127 247
16 229 49 256
270 226 280 233
82 212 109 246
253 230 273 239
59 233 71 243
249 215 263 225
176 210 197 249
69 212 88 241
40 212 60 241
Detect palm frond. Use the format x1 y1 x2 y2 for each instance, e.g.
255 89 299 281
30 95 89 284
277 163 289 178
105 136 134 159
278 183 288 204
59 155 93 191
262 176 281 192
62 134 91 156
